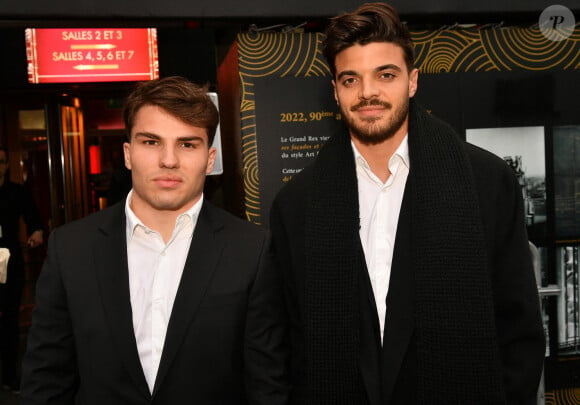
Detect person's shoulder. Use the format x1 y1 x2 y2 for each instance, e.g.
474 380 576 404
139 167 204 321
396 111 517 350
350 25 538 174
462 142 520 195
273 163 315 206
4 179 20 187
3 180 26 193
53 203 124 236
463 141 513 174
203 201 265 236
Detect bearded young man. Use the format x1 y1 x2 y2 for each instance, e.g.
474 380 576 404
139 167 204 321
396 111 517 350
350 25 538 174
269 3 545 404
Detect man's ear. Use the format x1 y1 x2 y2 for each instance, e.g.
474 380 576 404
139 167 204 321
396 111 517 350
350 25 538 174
123 142 132 170
408 68 419 98
205 147 217 175
332 80 339 105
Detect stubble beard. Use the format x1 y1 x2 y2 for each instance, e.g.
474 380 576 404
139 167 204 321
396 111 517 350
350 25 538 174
342 97 410 145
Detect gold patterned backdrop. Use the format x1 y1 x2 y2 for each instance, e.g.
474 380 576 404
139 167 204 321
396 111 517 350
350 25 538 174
236 27 580 224
545 387 580 405
237 32 329 223
413 28 580 72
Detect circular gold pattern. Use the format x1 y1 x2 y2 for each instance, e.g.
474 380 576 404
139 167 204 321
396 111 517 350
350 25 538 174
412 27 579 73
238 32 330 78
545 387 580 405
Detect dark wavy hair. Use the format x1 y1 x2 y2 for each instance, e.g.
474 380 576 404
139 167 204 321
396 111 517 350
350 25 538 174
322 2 415 77
123 76 219 145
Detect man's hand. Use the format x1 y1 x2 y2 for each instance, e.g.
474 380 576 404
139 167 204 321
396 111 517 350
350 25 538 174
27 230 43 248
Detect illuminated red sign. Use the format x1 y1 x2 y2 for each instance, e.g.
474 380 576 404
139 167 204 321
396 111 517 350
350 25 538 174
25 28 159 84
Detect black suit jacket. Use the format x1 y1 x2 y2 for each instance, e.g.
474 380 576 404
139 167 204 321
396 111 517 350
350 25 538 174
270 140 544 404
22 200 288 405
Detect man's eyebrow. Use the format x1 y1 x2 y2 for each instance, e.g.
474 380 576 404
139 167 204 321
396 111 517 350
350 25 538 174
337 70 358 80
337 64 403 80
133 132 205 142
134 131 160 139
177 135 205 142
375 64 403 72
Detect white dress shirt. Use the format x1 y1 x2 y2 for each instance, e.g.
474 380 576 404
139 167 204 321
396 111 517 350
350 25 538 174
353 137 410 343
125 191 203 392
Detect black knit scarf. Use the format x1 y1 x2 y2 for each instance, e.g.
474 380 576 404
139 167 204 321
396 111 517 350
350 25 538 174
303 100 505 404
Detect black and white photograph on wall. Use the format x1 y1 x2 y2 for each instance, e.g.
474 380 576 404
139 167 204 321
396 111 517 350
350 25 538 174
553 125 580 240
531 244 551 357
466 126 546 242
556 246 580 355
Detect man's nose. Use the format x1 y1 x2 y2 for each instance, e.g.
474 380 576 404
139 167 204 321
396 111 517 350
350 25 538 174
160 145 179 168
359 79 379 99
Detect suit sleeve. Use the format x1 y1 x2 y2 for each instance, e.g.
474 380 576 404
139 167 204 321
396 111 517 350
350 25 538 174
21 229 78 404
490 164 545 404
20 184 43 234
244 234 290 405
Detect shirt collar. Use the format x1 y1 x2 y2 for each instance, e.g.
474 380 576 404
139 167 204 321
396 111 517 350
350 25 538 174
125 189 204 241
351 134 410 174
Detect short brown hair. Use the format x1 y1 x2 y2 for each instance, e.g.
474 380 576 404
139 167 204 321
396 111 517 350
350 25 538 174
123 76 219 145
322 2 415 77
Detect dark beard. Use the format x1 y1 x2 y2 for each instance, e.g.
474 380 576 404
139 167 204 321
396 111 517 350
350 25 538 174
343 98 409 145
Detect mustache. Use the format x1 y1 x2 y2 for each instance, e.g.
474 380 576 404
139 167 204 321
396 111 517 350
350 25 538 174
350 99 392 112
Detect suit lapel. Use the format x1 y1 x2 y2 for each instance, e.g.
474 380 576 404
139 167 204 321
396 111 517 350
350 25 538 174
381 175 415 404
359 177 416 405
358 241 382 405
94 203 151 399
152 202 225 395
